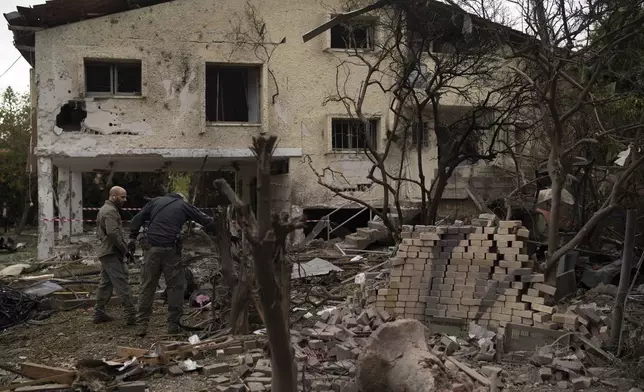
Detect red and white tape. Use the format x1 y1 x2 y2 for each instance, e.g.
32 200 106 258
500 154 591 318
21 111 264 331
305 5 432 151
43 218 130 223
82 207 218 211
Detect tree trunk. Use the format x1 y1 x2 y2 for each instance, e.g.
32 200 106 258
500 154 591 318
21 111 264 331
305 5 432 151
215 208 250 335
253 137 296 392
15 174 36 235
545 143 565 282
428 169 450 224
213 136 298 392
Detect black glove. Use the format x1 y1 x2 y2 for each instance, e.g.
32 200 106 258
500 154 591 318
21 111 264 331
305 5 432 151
127 240 136 254
203 219 218 235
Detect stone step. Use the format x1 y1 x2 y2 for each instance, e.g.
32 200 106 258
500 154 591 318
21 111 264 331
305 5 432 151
356 227 380 239
343 233 373 250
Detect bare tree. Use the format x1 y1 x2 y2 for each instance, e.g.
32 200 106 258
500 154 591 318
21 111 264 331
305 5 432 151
214 136 304 392
500 0 644 279
305 0 530 235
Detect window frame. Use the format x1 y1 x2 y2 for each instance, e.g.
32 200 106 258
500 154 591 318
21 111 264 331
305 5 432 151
411 121 431 148
330 117 379 153
205 63 262 125
328 15 378 51
84 59 142 97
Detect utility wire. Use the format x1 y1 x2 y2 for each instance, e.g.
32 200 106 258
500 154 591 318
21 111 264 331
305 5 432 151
0 56 21 80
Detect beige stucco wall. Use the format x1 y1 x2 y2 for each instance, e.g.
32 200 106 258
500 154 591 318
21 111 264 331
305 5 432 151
34 0 520 210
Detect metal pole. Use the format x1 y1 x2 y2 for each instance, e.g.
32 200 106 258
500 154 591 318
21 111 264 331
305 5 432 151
326 217 330 242
610 209 636 349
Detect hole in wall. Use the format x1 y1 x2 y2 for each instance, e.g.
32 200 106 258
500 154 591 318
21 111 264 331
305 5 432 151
55 101 87 132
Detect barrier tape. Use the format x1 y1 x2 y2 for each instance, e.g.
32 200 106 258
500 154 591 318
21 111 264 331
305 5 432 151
82 207 219 211
43 218 130 223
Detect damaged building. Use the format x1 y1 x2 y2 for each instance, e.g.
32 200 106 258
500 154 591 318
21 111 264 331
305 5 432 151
5 0 536 259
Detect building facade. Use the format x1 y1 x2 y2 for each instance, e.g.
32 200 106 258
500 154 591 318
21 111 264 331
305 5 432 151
6 0 530 259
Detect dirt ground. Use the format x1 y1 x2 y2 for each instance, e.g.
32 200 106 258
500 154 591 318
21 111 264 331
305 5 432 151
0 304 225 391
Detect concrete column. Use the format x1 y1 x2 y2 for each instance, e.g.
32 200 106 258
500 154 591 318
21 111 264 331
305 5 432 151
70 171 83 234
57 167 71 241
37 156 54 260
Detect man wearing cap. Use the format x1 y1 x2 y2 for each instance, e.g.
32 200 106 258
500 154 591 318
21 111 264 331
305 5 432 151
129 192 215 336
94 186 136 325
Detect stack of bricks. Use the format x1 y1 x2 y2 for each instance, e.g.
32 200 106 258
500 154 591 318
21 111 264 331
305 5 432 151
374 215 556 329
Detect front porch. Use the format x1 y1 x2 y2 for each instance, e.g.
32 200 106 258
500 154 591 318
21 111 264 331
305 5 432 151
36 147 301 259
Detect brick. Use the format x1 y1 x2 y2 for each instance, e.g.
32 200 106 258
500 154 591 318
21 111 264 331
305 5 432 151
497 288 519 295
522 295 545 305
498 247 520 255
521 274 545 283
553 313 578 326
533 312 552 322
491 274 514 282
498 260 522 268
527 288 540 297
499 220 522 228
508 268 532 276
507 302 529 310
473 259 495 267
533 283 557 296
439 297 461 305
516 228 530 238
513 309 534 318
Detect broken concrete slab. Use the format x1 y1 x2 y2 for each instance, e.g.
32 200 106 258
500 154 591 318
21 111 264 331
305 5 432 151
291 257 343 279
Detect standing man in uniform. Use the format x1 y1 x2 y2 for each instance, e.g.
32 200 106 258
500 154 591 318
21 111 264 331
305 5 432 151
129 192 214 337
94 186 136 325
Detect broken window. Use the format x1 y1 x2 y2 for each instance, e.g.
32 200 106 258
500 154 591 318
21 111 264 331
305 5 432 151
85 60 142 96
270 159 289 175
331 118 378 152
411 121 430 148
330 18 376 50
206 65 261 123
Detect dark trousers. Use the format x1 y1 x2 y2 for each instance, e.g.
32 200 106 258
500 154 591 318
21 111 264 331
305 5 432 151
95 253 136 318
136 246 185 328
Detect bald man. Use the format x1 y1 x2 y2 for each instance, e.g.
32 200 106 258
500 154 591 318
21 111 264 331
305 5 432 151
93 186 136 325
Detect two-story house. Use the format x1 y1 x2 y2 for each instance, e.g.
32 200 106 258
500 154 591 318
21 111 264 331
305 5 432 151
6 0 534 259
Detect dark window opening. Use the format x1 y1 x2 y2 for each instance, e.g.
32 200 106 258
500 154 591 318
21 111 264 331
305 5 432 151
330 19 375 50
55 101 87 132
411 121 430 147
206 65 261 123
85 60 142 96
331 118 378 152
270 159 289 175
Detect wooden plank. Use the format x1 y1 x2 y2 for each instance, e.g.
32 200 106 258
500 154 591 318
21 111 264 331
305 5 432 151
446 357 490 386
1 373 74 392
19 363 74 384
115 347 162 364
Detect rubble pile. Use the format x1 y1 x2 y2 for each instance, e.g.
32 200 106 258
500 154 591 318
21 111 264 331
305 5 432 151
374 217 553 328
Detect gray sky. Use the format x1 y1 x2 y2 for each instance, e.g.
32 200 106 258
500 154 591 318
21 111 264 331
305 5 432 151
0 0 41 94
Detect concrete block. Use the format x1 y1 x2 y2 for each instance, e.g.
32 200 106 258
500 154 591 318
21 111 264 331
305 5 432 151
117 382 147 392
224 345 244 355
201 363 230 376
539 367 553 381
571 376 592 390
